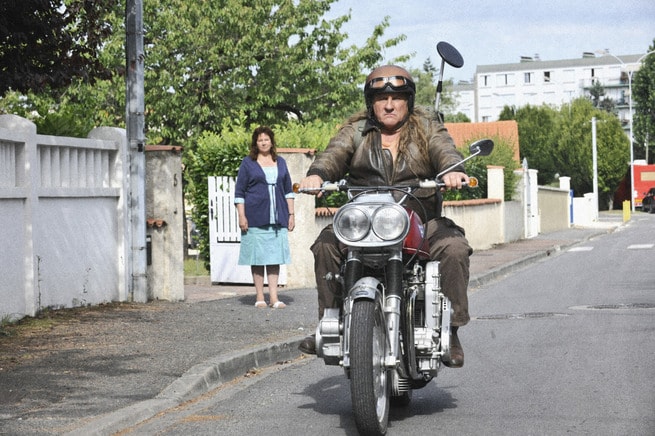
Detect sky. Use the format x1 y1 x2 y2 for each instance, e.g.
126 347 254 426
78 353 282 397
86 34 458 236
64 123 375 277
324 0 655 83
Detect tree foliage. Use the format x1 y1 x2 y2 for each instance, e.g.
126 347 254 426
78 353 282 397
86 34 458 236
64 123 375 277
442 135 520 202
0 0 111 95
1 0 406 148
411 58 460 120
513 104 560 185
555 99 629 207
137 0 405 145
632 38 655 163
503 99 629 209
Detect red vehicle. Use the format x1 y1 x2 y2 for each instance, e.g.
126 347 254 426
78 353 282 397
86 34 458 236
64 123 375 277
614 162 655 209
633 163 655 209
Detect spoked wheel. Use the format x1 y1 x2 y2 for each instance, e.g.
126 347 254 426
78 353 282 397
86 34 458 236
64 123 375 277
350 298 390 435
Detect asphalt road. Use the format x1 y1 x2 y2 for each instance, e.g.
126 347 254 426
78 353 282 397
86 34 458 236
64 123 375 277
118 214 655 435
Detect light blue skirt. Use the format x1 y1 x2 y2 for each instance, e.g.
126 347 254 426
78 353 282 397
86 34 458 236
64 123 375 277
238 225 291 266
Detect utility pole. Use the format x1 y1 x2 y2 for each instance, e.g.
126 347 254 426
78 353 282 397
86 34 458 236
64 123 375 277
126 0 147 302
592 117 599 221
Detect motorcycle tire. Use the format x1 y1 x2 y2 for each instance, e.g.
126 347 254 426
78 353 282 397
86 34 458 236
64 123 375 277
349 298 390 436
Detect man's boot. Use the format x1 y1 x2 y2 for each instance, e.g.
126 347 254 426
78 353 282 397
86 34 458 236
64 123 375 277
443 326 464 368
298 334 316 355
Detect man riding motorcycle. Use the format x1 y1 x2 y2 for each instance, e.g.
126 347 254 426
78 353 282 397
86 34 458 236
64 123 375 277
297 65 471 368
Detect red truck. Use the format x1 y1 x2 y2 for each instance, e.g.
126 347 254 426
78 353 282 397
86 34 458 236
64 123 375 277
633 162 655 209
614 161 655 209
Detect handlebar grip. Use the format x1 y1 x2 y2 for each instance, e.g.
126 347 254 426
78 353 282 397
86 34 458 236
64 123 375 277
419 176 478 189
321 182 340 191
292 182 342 193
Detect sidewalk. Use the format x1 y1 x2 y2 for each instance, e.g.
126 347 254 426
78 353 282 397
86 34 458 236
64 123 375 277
0 214 625 435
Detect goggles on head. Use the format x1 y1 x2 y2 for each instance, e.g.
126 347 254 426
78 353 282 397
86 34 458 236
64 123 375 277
367 75 410 90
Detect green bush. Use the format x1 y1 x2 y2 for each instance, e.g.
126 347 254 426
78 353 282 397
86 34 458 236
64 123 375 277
443 135 521 202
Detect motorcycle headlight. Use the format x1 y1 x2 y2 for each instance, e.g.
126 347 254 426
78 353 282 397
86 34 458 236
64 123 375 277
372 205 407 241
334 207 370 242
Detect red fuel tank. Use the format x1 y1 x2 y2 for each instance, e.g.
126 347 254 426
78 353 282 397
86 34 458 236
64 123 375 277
403 208 430 259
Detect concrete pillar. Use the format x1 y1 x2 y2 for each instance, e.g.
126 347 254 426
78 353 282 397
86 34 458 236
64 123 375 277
487 165 505 200
145 146 184 301
278 149 317 289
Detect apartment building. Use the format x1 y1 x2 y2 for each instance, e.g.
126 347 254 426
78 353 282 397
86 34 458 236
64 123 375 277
453 53 646 125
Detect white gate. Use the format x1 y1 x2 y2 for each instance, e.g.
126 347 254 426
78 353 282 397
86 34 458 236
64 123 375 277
208 176 286 284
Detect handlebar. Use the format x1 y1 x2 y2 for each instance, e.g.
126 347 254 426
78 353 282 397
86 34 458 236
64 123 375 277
292 177 478 194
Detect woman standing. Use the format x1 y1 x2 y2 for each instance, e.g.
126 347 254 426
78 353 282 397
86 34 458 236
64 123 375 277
234 126 295 308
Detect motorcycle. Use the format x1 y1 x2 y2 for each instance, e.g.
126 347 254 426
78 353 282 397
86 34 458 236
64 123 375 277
295 137 493 435
294 41 494 435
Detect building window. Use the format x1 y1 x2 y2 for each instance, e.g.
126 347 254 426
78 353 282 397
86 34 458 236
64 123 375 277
590 68 595 78
524 72 533 84
496 73 515 86
481 75 490 87
563 69 575 83
544 71 551 83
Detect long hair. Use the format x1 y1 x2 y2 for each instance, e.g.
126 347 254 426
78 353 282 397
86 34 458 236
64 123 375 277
249 125 277 161
347 107 430 162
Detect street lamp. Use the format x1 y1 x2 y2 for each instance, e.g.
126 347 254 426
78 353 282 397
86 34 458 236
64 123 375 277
598 50 655 212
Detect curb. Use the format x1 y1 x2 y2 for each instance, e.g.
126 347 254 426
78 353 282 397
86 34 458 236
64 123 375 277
66 336 306 436
470 225 620 290
469 244 564 290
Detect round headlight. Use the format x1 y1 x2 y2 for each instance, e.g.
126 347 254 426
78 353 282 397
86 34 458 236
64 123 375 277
372 206 406 240
335 207 370 242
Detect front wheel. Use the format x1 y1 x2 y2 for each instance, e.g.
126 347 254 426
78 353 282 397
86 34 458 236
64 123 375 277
350 299 390 435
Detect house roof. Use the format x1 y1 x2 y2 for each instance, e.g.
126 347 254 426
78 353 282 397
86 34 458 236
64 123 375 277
476 54 644 75
444 120 520 162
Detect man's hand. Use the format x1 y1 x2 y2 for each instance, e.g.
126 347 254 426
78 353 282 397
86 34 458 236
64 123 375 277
441 171 469 190
298 175 325 198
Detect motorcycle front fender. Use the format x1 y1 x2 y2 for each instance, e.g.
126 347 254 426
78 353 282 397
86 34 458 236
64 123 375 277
340 276 386 371
348 276 383 301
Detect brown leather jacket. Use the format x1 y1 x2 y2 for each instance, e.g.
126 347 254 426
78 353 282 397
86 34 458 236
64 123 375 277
307 108 465 221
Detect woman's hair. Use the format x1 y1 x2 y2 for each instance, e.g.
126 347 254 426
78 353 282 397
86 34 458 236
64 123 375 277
249 125 277 161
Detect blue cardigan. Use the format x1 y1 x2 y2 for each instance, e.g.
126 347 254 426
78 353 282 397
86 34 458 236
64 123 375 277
234 156 293 228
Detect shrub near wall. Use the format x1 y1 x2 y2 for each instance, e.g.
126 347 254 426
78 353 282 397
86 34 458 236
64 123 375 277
443 135 520 202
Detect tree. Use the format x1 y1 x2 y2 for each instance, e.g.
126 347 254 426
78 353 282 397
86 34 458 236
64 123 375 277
138 0 405 145
555 99 629 208
1 0 405 148
498 105 516 121
508 99 628 209
411 59 458 119
511 104 560 185
587 80 616 113
632 38 655 163
588 80 606 108
0 0 111 95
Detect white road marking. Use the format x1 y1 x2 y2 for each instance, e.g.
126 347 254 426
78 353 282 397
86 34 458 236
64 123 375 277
627 244 654 250
568 246 594 252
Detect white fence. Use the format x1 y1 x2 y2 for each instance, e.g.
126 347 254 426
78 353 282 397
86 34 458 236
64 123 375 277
0 115 130 321
208 176 286 284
